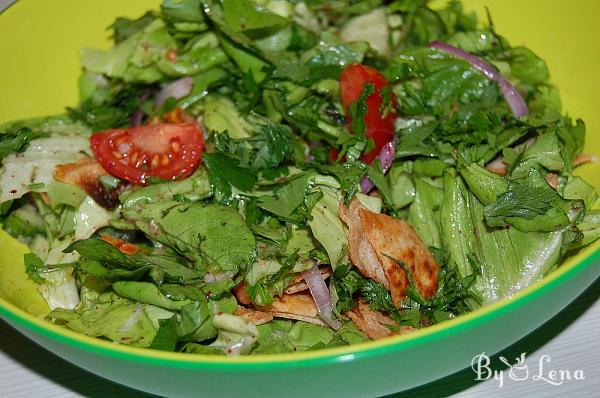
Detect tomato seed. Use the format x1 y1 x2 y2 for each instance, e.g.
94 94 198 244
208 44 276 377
161 154 169 166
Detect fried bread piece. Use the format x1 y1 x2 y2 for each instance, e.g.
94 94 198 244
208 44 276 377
255 292 327 327
284 267 332 295
340 199 439 307
54 157 119 208
345 300 415 339
234 306 273 325
339 199 389 288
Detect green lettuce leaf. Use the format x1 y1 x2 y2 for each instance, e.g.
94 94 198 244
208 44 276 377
441 170 581 303
66 238 204 283
407 177 444 248
307 187 348 270
124 202 256 274
47 292 171 347
119 169 211 209
0 136 90 203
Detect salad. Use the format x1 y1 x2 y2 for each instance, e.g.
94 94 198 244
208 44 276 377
1 0 598 356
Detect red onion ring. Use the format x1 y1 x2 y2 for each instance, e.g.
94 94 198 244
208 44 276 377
303 263 341 330
428 41 528 118
130 108 144 127
361 139 397 193
360 175 375 193
155 77 194 108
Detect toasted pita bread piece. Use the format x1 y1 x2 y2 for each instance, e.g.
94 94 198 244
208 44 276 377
340 198 439 307
234 306 273 325
345 300 415 340
255 292 327 327
339 199 389 288
359 207 439 306
284 267 332 295
485 156 508 175
54 157 119 208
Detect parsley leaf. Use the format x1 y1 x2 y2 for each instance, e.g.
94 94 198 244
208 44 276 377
348 82 375 136
68 85 142 131
202 152 258 202
483 169 581 231
213 114 294 170
0 125 46 164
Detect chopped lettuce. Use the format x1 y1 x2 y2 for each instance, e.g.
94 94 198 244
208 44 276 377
308 187 348 270
252 319 368 354
74 196 113 240
47 293 170 347
441 170 581 303
124 202 256 274
0 136 90 203
119 169 211 209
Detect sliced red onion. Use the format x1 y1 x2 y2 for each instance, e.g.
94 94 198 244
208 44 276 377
428 41 528 118
361 175 375 193
155 77 194 108
130 90 154 127
130 108 144 127
378 139 395 173
303 263 341 330
361 139 397 193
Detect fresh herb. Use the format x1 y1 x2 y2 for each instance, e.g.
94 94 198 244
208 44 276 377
68 85 143 131
0 125 46 164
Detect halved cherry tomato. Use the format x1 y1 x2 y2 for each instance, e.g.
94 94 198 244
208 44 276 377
90 123 204 185
339 64 396 164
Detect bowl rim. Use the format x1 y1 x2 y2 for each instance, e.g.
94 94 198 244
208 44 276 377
1 0 600 372
1 242 599 370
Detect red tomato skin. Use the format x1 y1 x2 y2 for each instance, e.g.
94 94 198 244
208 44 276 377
339 64 396 164
90 123 204 185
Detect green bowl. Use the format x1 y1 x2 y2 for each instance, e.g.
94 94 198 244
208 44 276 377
1 1 599 397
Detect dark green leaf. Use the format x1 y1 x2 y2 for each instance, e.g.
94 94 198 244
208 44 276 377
202 152 258 201
161 0 204 23
222 0 288 33
124 202 256 274
112 281 192 310
24 253 46 284
0 126 46 164
149 316 179 351
68 85 142 131
110 11 156 43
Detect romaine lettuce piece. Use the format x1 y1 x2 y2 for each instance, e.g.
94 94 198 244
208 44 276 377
308 187 348 270
339 8 389 55
47 293 171 347
441 170 581 303
74 196 112 240
207 312 259 355
407 177 444 248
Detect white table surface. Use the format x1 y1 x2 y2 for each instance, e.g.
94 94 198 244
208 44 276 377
1 276 599 398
